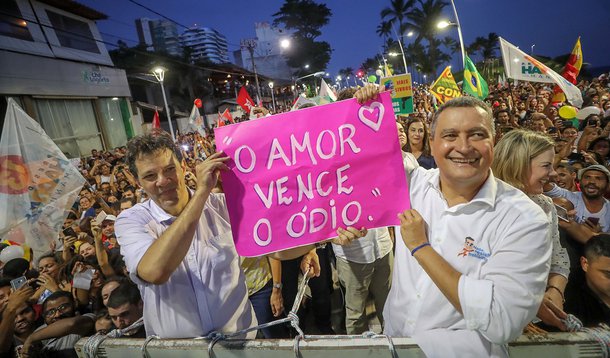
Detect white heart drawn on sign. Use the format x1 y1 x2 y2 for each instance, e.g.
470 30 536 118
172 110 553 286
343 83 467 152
357 101 384 132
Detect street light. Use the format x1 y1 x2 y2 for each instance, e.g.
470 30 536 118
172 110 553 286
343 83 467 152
531 44 535 55
437 20 452 29
436 0 466 69
280 39 290 49
268 82 276 113
296 71 325 95
390 23 411 73
151 66 175 141
304 64 310 69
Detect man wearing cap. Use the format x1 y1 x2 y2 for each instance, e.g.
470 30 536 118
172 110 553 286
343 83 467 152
100 215 117 250
545 164 610 235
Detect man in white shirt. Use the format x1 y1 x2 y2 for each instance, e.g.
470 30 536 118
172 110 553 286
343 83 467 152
355 88 552 357
116 132 362 338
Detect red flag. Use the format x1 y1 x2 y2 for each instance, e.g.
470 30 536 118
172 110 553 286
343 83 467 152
152 110 160 129
237 87 255 113
217 112 225 127
552 37 583 103
221 108 234 124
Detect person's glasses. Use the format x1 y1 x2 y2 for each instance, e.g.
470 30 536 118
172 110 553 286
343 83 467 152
44 303 72 318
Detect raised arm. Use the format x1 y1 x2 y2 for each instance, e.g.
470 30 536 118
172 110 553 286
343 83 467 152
116 153 229 285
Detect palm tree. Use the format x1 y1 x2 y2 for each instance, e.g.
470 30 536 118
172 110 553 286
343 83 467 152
402 0 450 76
382 38 401 54
404 0 449 45
338 67 355 86
467 32 500 80
360 57 382 74
468 32 499 61
380 0 417 34
376 21 393 40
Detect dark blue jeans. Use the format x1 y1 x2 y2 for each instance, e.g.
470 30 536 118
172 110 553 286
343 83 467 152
249 280 288 338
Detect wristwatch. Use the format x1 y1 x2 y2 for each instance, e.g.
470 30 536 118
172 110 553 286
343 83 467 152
272 282 283 290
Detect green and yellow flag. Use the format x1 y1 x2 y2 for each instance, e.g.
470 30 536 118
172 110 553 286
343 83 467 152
463 56 489 100
430 66 460 104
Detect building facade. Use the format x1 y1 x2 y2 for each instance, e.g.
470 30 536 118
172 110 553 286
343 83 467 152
135 17 154 51
236 22 293 80
135 18 182 57
0 0 133 158
180 26 229 64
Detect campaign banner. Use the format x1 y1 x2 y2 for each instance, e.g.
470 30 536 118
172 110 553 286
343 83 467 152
380 74 414 115
500 37 582 107
215 92 409 257
0 98 86 255
430 66 461 104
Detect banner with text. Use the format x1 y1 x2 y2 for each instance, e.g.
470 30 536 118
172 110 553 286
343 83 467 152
500 37 583 107
380 74 414 115
215 93 409 257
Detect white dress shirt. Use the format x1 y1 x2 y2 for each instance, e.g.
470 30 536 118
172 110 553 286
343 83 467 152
332 227 392 264
115 192 256 338
383 166 552 357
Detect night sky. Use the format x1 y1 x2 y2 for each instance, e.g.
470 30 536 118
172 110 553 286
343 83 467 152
80 0 610 77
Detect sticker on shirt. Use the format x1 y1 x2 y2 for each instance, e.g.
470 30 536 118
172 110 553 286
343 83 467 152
457 237 490 261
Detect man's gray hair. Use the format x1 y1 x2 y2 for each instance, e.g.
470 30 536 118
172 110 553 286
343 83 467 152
430 96 495 137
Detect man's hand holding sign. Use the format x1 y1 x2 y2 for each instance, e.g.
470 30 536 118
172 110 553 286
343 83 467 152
215 91 409 258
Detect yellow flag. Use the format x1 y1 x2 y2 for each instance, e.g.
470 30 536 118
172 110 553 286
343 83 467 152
430 66 461 104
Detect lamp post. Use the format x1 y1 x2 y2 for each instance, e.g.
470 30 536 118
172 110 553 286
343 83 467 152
151 66 175 141
268 82 276 113
437 0 466 69
391 24 410 73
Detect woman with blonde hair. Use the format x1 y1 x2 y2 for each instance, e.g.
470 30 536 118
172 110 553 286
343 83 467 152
492 129 570 331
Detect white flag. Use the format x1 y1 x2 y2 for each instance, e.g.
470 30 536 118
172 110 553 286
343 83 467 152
0 98 86 255
499 37 583 107
290 95 317 111
188 104 205 135
319 79 337 102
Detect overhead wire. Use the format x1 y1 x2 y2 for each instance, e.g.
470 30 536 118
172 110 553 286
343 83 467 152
0 10 266 78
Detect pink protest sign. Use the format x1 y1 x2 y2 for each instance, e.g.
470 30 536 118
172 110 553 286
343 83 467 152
215 92 409 257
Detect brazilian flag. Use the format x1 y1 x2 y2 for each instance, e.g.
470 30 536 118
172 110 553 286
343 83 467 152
463 56 489 100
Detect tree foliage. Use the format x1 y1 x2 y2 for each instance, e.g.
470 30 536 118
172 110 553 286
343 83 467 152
378 0 455 76
284 36 332 74
467 32 500 61
273 0 333 75
272 0 332 40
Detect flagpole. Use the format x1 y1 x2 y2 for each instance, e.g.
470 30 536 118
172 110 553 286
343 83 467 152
506 78 519 119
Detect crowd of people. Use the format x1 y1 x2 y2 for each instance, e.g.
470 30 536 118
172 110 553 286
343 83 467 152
0 74 609 357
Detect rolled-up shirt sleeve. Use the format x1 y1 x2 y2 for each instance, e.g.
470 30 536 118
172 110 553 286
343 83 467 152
457 216 551 344
115 207 159 286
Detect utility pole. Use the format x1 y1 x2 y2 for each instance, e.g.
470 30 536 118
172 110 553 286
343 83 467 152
241 39 262 103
